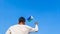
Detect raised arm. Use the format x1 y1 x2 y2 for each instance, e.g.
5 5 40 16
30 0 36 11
26 22 38 32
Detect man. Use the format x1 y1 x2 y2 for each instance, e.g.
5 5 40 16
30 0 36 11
5 17 38 34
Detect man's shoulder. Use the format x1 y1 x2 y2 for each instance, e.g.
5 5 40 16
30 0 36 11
10 24 31 28
25 25 32 29
9 24 18 28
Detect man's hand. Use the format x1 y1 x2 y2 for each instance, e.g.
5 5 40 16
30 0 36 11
35 22 38 25
34 22 38 32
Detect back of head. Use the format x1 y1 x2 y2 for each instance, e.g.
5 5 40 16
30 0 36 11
18 17 26 25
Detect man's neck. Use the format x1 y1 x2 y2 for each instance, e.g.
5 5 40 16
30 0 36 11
18 23 24 25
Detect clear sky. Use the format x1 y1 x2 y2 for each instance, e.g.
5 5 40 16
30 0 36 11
0 0 60 34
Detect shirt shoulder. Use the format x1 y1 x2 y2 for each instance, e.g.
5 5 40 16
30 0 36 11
9 24 18 29
25 25 32 29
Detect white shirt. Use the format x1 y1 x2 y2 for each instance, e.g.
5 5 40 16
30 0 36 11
5 24 38 34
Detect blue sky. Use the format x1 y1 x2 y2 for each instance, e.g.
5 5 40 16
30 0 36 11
0 0 60 34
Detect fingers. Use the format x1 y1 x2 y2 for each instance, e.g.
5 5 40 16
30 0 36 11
35 22 38 25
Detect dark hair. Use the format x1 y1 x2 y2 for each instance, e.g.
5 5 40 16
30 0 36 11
18 17 26 23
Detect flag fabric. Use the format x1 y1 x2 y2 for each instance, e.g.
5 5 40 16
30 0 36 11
27 16 33 22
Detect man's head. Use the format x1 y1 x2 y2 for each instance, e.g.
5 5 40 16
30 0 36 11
18 17 26 25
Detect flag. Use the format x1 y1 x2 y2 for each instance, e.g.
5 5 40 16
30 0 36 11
27 16 33 22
